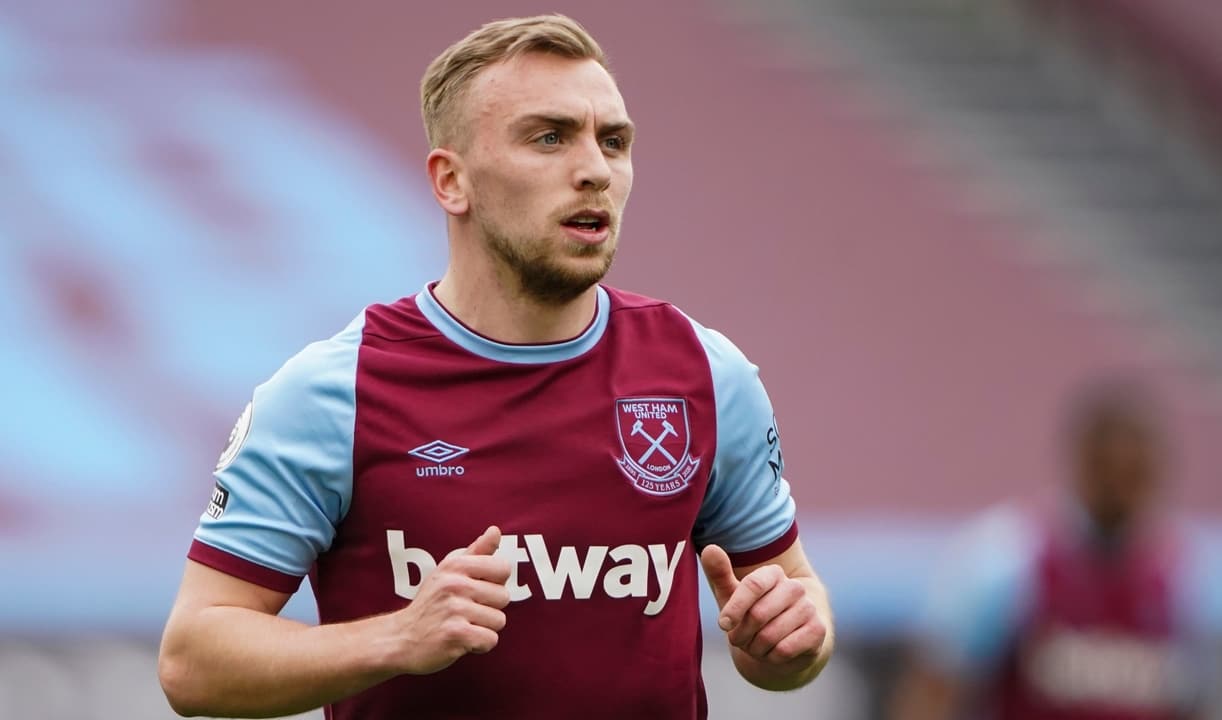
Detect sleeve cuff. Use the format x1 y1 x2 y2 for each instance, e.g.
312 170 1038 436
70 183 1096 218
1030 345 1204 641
725 520 800 567
188 539 305 594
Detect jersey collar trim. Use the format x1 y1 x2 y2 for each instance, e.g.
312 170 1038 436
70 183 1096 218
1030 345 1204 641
416 283 610 364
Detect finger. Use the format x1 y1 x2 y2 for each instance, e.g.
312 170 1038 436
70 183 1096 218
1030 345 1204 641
465 578 512 609
463 601 508 632
699 545 739 612
744 599 816 659
446 555 513 585
462 624 500 655
466 525 502 556
765 623 826 664
717 565 784 633
727 575 805 648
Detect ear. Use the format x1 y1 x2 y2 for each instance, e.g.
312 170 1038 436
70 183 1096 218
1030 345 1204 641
426 148 469 216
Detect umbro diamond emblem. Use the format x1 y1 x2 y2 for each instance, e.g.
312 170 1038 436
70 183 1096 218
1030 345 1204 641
408 440 470 464
409 440 470 477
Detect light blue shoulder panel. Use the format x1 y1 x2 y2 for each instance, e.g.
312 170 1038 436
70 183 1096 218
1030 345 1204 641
686 316 796 555
193 312 363 577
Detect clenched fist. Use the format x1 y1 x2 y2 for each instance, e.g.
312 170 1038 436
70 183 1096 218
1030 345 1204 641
389 526 513 675
700 543 831 689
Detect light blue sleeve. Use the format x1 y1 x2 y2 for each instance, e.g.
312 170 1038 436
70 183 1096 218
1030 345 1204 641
192 312 363 578
686 318 796 556
1170 525 1222 710
915 506 1038 678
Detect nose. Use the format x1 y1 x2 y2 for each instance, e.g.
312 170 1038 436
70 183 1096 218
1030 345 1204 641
572 135 612 192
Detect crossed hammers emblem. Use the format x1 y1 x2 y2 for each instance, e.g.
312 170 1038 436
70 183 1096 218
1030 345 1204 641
630 418 679 465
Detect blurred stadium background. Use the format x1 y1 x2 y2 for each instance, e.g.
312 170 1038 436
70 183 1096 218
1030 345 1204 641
1 0 1220 717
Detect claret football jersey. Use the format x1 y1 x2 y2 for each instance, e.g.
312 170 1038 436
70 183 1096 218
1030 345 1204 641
189 283 798 720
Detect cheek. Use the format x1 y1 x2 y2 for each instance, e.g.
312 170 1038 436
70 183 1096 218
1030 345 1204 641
616 165 634 203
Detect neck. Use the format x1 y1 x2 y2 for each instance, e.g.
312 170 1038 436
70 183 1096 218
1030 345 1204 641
432 258 599 346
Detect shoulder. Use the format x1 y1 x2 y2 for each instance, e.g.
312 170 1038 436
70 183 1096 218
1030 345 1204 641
239 310 366 452
361 294 443 344
264 311 366 398
602 285 672 313
603 285 755 372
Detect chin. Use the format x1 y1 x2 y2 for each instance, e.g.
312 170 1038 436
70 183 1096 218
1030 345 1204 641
518 255 614 305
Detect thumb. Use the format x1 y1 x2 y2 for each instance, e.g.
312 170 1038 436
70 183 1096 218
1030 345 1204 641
700 544 739 609
466 525 502 556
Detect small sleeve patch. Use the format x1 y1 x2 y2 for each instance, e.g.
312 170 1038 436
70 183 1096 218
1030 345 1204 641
205 483 230 519
215 401 253 472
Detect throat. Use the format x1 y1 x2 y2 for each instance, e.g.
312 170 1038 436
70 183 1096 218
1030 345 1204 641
431 276 600 345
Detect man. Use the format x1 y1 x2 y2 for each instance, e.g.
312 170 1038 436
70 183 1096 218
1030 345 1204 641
889 383 1215 720
158 14 833 719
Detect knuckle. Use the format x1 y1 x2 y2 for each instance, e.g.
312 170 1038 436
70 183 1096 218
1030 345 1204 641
746 604 772 626
741 574 770 596
782 578 805 599
440 617 467 642
434 573 465 595
467 628 498 655
769 642 801 663
728 627 754 649
755 625 784 649
437 554 468 572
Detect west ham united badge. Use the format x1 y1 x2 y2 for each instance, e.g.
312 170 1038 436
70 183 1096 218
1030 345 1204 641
615 397 700 496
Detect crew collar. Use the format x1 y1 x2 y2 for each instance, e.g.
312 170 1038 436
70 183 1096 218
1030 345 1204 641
416 283 610 364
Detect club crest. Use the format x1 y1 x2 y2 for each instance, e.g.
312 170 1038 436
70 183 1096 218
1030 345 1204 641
615 397 700 496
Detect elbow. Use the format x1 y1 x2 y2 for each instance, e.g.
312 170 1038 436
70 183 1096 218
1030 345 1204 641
157 646 207 717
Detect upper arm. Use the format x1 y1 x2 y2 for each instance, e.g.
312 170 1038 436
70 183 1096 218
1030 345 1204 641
170 559 293 618
686 318 797 565
188 313 363 593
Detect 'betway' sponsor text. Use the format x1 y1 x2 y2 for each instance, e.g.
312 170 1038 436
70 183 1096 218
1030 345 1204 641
387 531 685 616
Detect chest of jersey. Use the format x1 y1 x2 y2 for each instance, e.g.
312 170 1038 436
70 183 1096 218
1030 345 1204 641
311 302 717 719
999 533 1183 720
341 309 715 590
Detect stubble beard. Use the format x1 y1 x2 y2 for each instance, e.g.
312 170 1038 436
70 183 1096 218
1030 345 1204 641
480 218 618 305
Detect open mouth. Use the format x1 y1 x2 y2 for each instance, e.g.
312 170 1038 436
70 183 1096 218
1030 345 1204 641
562 210 610 233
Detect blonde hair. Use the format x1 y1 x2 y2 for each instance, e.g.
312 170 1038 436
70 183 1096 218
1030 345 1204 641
421 14 608 148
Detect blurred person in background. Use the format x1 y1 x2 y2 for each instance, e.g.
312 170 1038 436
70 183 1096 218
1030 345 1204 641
889 380 1216 720
157 13 833 720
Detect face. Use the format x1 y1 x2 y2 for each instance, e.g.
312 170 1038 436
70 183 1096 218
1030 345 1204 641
454 52 634 304
1074 416 1159 535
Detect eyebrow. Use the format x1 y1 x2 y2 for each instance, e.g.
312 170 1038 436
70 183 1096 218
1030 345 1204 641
511 113 635 137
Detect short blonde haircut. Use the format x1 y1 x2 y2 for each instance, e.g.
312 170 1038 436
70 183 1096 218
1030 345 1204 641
421 14 608 148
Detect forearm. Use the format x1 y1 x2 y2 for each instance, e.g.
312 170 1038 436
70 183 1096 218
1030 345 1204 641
731 576 834 691
159 605 400 717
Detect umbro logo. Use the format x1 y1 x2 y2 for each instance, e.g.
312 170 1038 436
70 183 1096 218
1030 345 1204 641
408 440 469 477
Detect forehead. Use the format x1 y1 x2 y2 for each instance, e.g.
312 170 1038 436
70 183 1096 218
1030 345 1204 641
467 53 628 130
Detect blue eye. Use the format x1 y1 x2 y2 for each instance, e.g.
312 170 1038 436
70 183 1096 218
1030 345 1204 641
602 136 624 151
537 132 560 146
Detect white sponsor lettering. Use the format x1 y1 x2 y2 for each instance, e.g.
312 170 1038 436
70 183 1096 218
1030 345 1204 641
525 534 608 600
603 544 649 599
386 531 686 616
1023 628 1183 710
645 542 684 616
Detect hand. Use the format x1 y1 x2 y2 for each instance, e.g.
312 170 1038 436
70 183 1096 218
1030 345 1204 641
391 526 512 675
700 544 827 669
